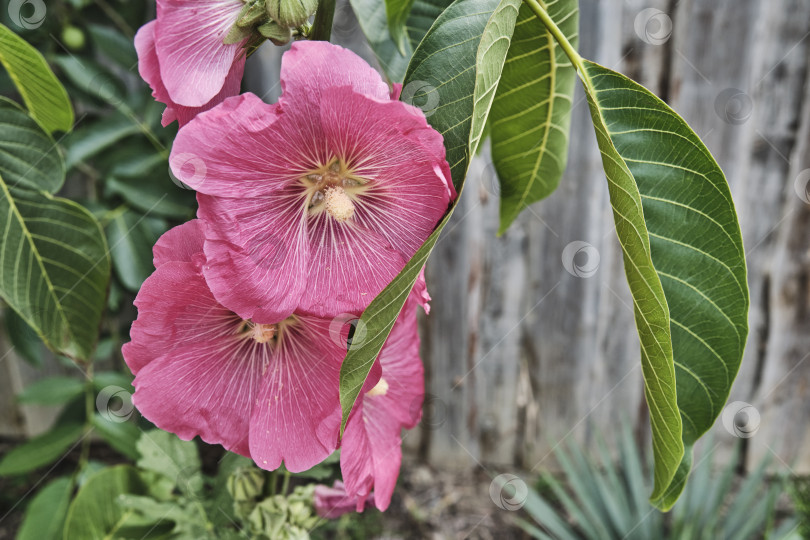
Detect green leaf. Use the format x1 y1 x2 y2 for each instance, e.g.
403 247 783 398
17 476 73 540
339 0 521 432
136 430 202 496
105 157 195 219
4 306 43 367
490 0 577 232
405 0 521 190
63 465 155 539
87 24 138 68
63 112 141 169
17 376 85 405
91 414 141 460
577 59 748 509
0 422 84 475
349 0 450 83
0 23 74 133
52 55 128 110
93 371 134 392
386 0 416 53
0 97 65 193
0 178 110 361
106 209 162 291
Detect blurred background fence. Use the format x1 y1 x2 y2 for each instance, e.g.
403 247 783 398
2 0 809 476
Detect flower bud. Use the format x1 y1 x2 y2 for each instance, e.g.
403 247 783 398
266 0 318 27
224 23 253 45
227 467 265 502
258 20 292 45
237 0 268 28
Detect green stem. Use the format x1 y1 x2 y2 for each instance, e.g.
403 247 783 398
310 0 336 41
280 470 290 496
77 363 94 473
523 0 584 73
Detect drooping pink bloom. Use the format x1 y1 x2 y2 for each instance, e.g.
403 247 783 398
155 0 247 107
122 219 347 471
339 293 425 512
314 481 375 518
135 20 244 127
170 41 454 323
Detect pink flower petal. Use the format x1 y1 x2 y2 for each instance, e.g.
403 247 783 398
170 42 453 320
318 87 451 259
280 41 390 112
125 261 262 456
314 481 375 518
248 315 344 472
170 94 301 198
298 217 406 317
341 298 424 511
197 192 310 324
152 218 205 268
135 21 244 127
155 0 246 107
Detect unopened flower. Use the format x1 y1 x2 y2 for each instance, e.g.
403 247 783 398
265 0 318 27
171 41 454 322
122 220 346 471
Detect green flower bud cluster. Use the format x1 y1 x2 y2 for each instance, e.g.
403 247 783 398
224 0 318 48
227 467 319 539
247 485 319 539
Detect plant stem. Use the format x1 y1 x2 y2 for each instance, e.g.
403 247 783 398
280 470 290 496
311 0 336 41
77 363 94 473
523 0 584 73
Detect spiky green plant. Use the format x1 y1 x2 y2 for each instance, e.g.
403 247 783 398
516 426 799 540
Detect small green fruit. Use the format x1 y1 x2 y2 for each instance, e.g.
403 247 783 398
61 25 85 50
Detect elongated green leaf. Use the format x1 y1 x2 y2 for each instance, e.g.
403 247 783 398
0 24 74 133
0 422 84 475
578 59 748 508
106 209 162 291
0 178 110 361
386 0 416 52
63 465 151 539
405 0 520 189
91 414 141 460
349 0 450 83
63 112 141 169
4 307 43 367
18 376 85 405
87 24 138 68
339 0 521 432
136 429 202 496
0 97 65 193
490 0 577 232
17 476 73 540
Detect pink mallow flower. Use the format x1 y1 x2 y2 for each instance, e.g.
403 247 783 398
135 20 244 127
313 481 375 519
170 40 455 323
340 291 425 512
122 219 346 472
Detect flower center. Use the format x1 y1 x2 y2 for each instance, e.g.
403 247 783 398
241 316 297 346
323 187 354 222
302 158 369 222
366 377 389 397
248 322 277 343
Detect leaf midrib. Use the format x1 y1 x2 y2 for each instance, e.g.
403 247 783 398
0 179 74 349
